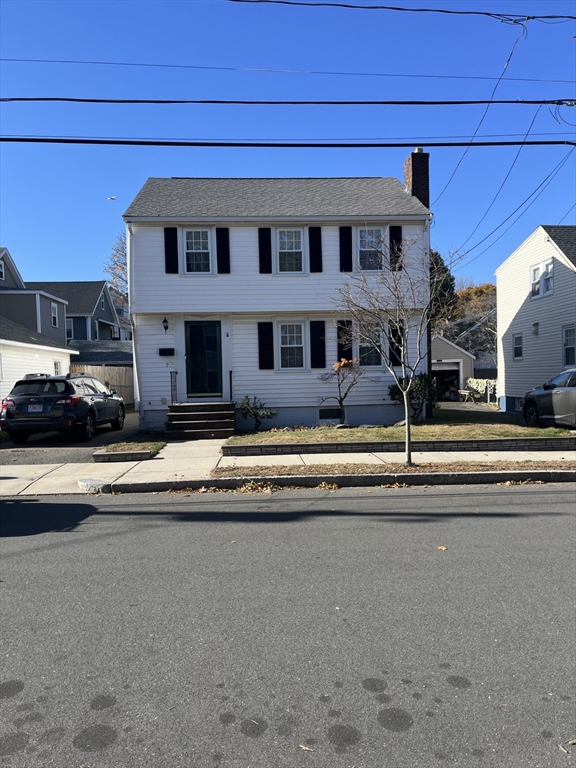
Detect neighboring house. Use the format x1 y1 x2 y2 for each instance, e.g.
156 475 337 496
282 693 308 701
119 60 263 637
0 247 68 346
124 150 433 430
0 315 79 401
439 310 497 379
431 334 475 398
67 340 133 366
26 281 122 343
496 225 576 413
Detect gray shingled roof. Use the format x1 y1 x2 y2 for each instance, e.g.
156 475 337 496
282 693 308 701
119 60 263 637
124 177 430 219
26 281 107 314
542 225 576 267
0 314 73 352
67 340 133 365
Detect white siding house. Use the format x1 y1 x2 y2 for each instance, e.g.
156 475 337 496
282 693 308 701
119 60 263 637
495 225 576 412
124 153 433 430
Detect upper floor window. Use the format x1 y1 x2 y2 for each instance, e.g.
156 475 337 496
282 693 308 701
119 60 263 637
564 326 575 367
66 319 73 340
101 296 105 310
513 333 523 360
277 229 304 273
358 228 383 271
531 259 553 298
0 260 4 280
185 229 212 273
51 302 58 327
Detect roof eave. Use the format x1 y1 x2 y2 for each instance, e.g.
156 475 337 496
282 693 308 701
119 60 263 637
123 213 432 223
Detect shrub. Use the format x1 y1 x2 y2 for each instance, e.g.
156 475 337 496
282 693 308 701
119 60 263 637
388 374 441 421
240 395 278 431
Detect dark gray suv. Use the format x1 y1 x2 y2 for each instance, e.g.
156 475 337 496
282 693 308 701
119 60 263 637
522 368 576 428
0 373 125 443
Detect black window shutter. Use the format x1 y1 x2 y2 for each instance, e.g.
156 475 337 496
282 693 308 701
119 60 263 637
258 322 274 369
164 227 179 274
339 227 353 272
309 227 323 273
216 228 230 274
258 228 272 274
310 321 326 368
389 226 403 271
337 320 352 361
389 322 404 366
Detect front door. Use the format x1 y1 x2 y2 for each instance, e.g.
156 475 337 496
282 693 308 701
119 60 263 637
185 321 222 397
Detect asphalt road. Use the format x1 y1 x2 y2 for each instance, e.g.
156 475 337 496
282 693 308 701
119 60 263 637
1 484 575 767
0 410 140 465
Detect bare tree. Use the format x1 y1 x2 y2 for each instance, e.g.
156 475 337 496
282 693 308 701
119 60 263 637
336 232 450 466
318 358 370 424
104 230 127 309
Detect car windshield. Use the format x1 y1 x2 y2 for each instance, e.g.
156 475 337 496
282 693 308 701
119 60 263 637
11 380 70 396
548 372 571 388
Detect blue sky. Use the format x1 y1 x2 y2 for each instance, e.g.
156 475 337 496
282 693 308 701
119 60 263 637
1 0 574 287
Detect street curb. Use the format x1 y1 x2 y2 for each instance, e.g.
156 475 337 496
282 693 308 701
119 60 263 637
109 470 576 494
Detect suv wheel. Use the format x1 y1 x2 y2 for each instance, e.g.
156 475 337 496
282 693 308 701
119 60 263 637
81 412 96 441
524 402 541 427
111 407 125 431
10 432 29 444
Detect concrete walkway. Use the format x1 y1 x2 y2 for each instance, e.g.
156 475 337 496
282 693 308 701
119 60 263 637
0 439 574 496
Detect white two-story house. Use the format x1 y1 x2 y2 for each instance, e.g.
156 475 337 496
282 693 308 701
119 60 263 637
124 151 432 431
496 225 576 413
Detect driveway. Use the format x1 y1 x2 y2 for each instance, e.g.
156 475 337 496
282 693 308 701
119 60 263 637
0 410 140 465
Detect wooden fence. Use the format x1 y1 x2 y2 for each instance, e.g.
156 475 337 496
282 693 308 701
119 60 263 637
69 364 134 405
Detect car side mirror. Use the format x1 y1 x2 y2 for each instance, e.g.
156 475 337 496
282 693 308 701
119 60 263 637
110 389 117 395
542 383 552 390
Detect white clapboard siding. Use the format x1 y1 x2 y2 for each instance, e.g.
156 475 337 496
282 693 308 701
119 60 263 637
0 344 71 401
496 226 576 399
130 223 429 314
133 314 176 407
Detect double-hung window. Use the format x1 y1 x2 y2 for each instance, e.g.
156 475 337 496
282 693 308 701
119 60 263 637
277 229 304 273
564 326 575 367
513 334 523 360
66 319 73 340
279 323 304 368
358 229 383 271
51 302 58 327
531 259 553 298
185 229 212 273
359 325 382 367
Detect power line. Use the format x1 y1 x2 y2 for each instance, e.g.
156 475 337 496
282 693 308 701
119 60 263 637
225 0 576 23
452 149 575 271
2 57 572 85
2 136 574 148
3 96 574 106
556 203 576 225
432 25 527 206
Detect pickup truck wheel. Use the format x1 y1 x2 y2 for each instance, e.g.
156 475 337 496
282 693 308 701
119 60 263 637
524 402 541 427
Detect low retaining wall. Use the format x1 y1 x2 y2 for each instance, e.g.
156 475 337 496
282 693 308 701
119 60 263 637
222 437 576 456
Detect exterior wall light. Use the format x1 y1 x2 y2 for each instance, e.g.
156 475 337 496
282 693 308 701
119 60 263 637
162 317 169 333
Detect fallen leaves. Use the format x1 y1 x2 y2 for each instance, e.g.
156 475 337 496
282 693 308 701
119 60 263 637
299 744 314 752
235 480 281 494
437 545 448 551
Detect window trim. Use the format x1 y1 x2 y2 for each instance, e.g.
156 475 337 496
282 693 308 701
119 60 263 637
274 319 309 371
357 324 384 368
51 302 58 328
66 318 73 340
563 325 575 368
530 259 553 299
182 228 216 276
53 361 61 376
356 226 385 272
101 295 105 311
512 333 523 360
273 227 308 275
0 260 4 280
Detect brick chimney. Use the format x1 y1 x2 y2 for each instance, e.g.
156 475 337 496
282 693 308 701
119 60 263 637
404 147 430 209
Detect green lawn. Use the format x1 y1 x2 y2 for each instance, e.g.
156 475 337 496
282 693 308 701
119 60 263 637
227 408 571 445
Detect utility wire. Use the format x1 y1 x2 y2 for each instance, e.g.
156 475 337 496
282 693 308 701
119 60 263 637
3 97 574 106
455 105 543 253
452 149 575 270
226 0 576 23
1 136 574 148
2 57 572 84
556 202 576 225
432 26 529 207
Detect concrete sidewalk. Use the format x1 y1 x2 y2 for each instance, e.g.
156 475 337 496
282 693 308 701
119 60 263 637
1 439 575 496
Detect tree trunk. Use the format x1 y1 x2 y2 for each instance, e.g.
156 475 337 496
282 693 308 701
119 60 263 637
402 391 413 467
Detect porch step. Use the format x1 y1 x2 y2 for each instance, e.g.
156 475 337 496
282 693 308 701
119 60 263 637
165 401 235 440
166 428 235 440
